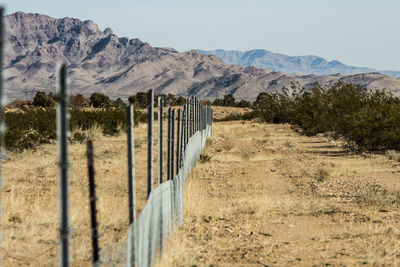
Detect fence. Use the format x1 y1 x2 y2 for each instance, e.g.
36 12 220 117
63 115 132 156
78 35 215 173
0 9 213 265
127 98 212 266
55 69 213 266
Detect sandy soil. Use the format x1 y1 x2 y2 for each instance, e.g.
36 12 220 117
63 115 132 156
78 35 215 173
1 113 400 266
156 121 400 266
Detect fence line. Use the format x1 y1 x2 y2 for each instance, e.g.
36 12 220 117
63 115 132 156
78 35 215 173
0 8 213 264
127 97 212 266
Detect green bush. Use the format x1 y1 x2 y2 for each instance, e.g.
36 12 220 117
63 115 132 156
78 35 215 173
4 108 145 152
253 82 400 151
33 92 52 107
214 111 258 122
90 93 111 108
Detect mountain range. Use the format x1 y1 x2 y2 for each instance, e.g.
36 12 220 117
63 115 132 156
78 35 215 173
4 12 400 101
197 49 400 78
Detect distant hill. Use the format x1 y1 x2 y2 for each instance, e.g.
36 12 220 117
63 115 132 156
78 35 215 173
4 12 400 101
197 49 400 78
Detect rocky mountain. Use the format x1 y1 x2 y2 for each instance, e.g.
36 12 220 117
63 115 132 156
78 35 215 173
198 49 400 78
4 12 400 101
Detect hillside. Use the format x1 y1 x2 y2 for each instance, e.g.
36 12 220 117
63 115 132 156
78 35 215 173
198 49 400 78
5 12 400 100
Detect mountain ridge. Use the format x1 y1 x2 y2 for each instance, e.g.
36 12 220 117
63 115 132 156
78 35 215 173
197 49 400 78
4 11 400 101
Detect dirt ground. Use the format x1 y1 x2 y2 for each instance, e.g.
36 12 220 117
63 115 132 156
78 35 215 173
1 115 400 266
156 121 400 266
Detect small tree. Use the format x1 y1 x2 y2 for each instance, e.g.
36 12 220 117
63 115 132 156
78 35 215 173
213 98 224 106
90 93 111 108
237 99 252 108
112 97 125 108
33 92 50 107
70 94 88 108
223 94 236 107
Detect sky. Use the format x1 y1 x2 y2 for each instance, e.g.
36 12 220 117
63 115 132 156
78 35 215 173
2 0 400 70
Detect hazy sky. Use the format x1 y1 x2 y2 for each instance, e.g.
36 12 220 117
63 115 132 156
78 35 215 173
2 0 400 70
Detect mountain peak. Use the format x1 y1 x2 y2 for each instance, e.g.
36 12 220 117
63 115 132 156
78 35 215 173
3 12 400 101
198 49 400 78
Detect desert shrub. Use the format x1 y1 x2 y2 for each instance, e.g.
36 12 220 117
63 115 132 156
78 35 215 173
33 92 52 107
70 94 88 108
385 150 400 161
4 108 145 152
314 168 330 182
215 111 257 122
237 100 252 108
253 82 400 152
4 129 51 152
6 99 32 109
90 93 111 108
199 153 211 163
112 97 125 108
70 132 87 143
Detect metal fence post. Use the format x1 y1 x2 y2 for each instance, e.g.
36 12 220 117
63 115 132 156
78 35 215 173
57 63 69 267
126 104 136 266
171 109 175 179
196 97 199 132
192 97 195 135
167 108 171 180
87 140 99 266
127 104 136 223
180 110 186 169
0 8 4 229
0 7 4 164
158 97 163 184
195 98 197 133
147 89 154 199
183 104 187 151
198 99 200 131
176 109 181 175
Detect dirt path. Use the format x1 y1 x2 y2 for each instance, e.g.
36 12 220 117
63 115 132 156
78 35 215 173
157 121 400 266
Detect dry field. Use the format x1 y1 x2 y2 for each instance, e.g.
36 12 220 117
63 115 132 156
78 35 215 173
0 123 164 266
157 121 400 266
1 110 400 266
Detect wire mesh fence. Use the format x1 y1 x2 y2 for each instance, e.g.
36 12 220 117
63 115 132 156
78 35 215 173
0 8 213 265
126 91 212 267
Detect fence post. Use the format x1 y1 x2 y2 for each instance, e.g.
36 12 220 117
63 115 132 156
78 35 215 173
57 63 69 267
196 97 199 132
183 104 187 151
158 97 163 184
0 8 4 226
0 7 4 163
147 89 154 198
87 140 99 266
194 98 197 133
200 105 203 131
198 99 200 132
176 109 181 175
180 110 186 169
171 109 175 179
126 104 136 266
191 97 194 136
167 108 171 180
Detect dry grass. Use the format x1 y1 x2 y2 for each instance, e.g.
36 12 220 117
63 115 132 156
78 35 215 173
1 121 169 266
3 108 400 266
156 121 400 266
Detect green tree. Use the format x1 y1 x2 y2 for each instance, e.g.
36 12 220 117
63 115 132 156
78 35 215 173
90 93 111 108
33 92 51 107
112 97 125 108
223 94 236 107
